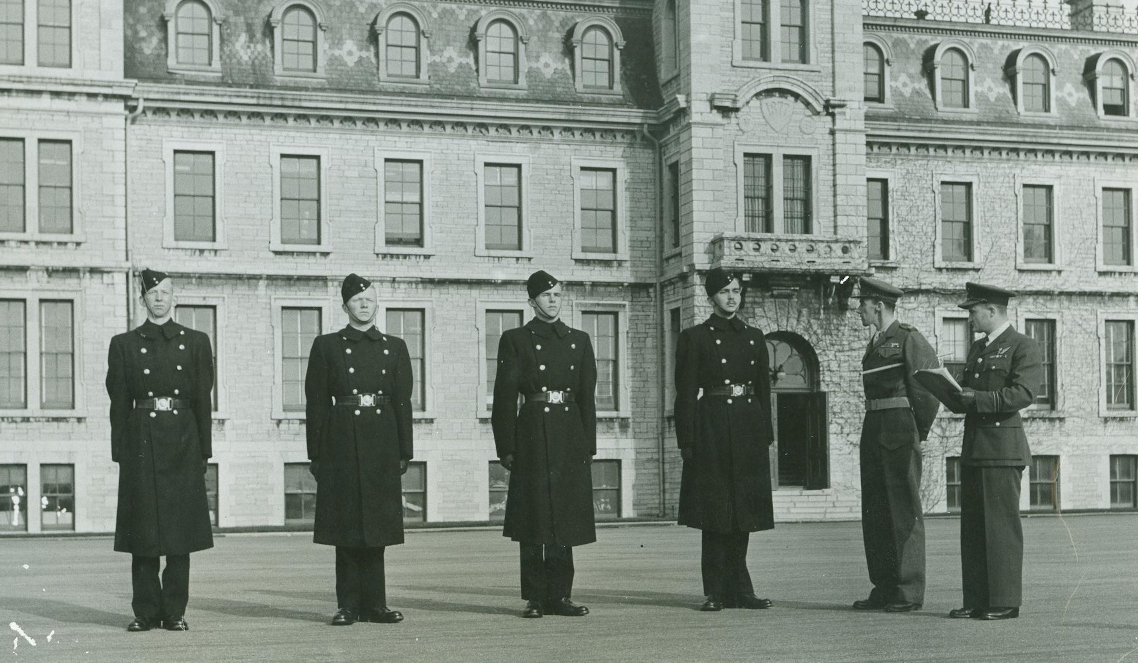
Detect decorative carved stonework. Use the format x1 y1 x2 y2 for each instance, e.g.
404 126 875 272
760 96 796 133
711 234 867 274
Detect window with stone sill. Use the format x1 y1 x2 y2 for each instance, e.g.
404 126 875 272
1110 455 1137 509
163 0 222 74
474 10 527 89
40 463 73 531
1024 318 1057 410
734 0 812 66
571 18 624 94
37 0 69 68
1029 455 1060 512
270 0 326 79
0 294 81 415
401 461 426 523
0 137 79 239
0 464 27 531
740 152 812 234
945 457 961 513
1105 320 1135 412
374 5 429 85
929 41 976 111
283 462 316 524
1102 187 1133 268
0 0 24 65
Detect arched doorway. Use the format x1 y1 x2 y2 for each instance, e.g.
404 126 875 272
766 332 828 490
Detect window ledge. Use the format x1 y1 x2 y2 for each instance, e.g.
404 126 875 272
731 60 821 74
0 233 85 245
576 87 623 97
1017 110 1055 118
1101 411 1138 419
660 70 679 85
272 412 307 422
163 240 228 251
935 107 980 115
1023 410 1064 419
869 259 899 268
1017 263 1062 272
376 246 434 257
412 414 435 423
275 71 327 81
865 100 893 110
0 411 87 421
1097 114 1138 123
480 83 528 91
597 411 632 420
379 76 430 86
269 242 332 255
168 65 222 77
935 261 981 270
475 249 534 260
664 247 683 260
1096 265 1138 273
572 253 628 264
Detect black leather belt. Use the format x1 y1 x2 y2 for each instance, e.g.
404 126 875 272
704 384 755 398
135 397 190 411
337 393 391 406
525 390 575 404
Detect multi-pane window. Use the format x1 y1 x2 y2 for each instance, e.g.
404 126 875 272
488 461 509 523
173 151 215 242
484 164 521 251
281 307 319 412
945 457 961 513
940 318 971 382
401 461 426 523
204 463 218 526
1110 455 1137 509
0 300 25 409
281 6 316 73
0 0 22 65
1022 54 1050 113
582 312 618 411
580 168 616 253
385 13 419 78
1102 59 1129 117
280 155 320 245
1022 185 1053 264
581 27 612 89
485 20 517 84
1024 319 1056 409
175 305 217 411
0 138 23 232
743 154 772 233
37 0 70 68
783 156 811 234
1106 320 1135 411
780 0 805 64
39 300 71 409
592 460 620 519
940 48 968 109
867 178 889 260
662 0 677 73
175 0 211 66
0 464 27 531
941 182 973 262
283 463 316 524
485 309 522 409
667 161 680 249
384 160 423 247
387 309 425 411
864 43 883 102
37 140 70 234
1103 188 1132 267
741 0 766 61
1029 455 1060 511
40 463 73 530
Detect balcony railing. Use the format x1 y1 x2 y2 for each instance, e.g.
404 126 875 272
862 0 1138 34
711 234 866 274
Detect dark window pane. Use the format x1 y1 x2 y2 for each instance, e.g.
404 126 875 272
0 464 28 531
581 27 612 89
281 308 320 411
591 460 620 519
783 156 811 234
386 13 419 78
941 182 972 262
941 49 968 109
176 0 212 66
582 312 618 411
1029 456 1060 511
743 154 772 233
580 168 616 253
867 178 889 260
384 160 423 247
945 457 961 513
864 43 883 102
780 0 805 64
39 300 72 409
173 151 215 242
485 310 523 409
0 300 26 408
1022 185 1053 263
1103 188 1132 267
1110 455 1137 508
667 161 680 249
401 461 426 523
0 0 23 65
488 461 509 523
1103 59 1128 116
37 140 71 234
0 139 24 233
40 463 74 530
741 0 766 61
1024 319 1056 409
940 318 970 383
484 164 521 250
283 463 317 523
485 20 517 84
37 0 69 68
1106 320 1134 411
280 155 320 245
204 463 218 526
387 309 425 411
1022 54 1049 113
281 6 316 72
175 305 217 411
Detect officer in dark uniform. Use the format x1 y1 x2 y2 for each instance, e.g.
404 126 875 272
674 268 775 612
852 277 940 613
106 269 214 632
950 283 1042 621
492 270 598 619
305 274 413 626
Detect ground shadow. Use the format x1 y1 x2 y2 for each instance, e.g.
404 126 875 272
5 596 131 629
192 596 327 623
254 588 517 618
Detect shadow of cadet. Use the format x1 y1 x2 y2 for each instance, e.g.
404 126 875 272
5 596 131 628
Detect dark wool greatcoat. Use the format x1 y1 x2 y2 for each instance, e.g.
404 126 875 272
306 325 414 549
675 314 775 533
492 318 598 547
107 319 214 556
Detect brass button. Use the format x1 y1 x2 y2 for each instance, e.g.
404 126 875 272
179 344 185 350
149 412 156 418
542 386 548 392
349 367 355 373
995 422 1001 427
715 340 721 345
750 340 755 345
570 365 575 370
376 409 382 415
173 389 179 395
540 365 546 371
176 365 182 371
974 373 980 379
536 344 542 350
721 359 727 364
727 398 733 404
172 410 178 415
382 369 386 374
384 349 389 355
724 379 730 384
143 369 150 375
147 391 154 397
978 358 984 363
140 348 147 354
346 348 352 354
751 360 756 365
354 410 361 416
564 406 569 412
544 407 550 413
571 344 576 349
352 388 358 394
179 330 185 335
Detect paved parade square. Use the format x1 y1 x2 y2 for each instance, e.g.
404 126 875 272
2 515 1136 663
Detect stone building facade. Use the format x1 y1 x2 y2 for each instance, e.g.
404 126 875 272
1 0 1136 534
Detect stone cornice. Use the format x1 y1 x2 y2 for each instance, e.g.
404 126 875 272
864 16 1138 47
867 121 1138 159
0 75 137 99
411 0 653 17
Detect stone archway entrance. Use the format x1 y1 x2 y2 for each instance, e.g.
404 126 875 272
766 332 829 490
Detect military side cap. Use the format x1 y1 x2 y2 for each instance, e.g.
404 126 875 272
958 282 1015 309
139 268 170 296
704 267 744 297
341 273 372 303
857 276 903 304
527 270 559 299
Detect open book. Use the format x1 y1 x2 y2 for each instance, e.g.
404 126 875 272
913 367 967 414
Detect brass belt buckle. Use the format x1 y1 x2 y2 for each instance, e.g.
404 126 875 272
730 384 745 397
548 391 564 405
155 397 173 412
359 394 376 407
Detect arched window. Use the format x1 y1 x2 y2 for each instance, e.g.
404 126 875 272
385 13 419 78
1103 58 1129 117
1022 54 1050 113
281 6 316 72
581 26 612 89
864 43 884 102
940 48 969 109
175 0 211 66
485 19 517 84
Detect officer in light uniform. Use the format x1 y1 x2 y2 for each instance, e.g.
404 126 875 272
852 276 940 613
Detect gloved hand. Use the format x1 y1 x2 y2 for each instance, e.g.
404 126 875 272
680 447 693 462
500 454 514 472
400 459 409 475
958 388 977 409
309 461 320 480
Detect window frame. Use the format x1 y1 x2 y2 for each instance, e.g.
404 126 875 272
163 0 223 76
935 309 973 413
1099 312 1138 418
0 463 29 532
664 155 682 256
0 0 77 75
929 40 977 113
933 174 981 269
731 0 818 69
1015 175 1063 271
476 300 533 419
268 145 330 253
1087 51 1136 121
0 289 83 418
373 3 430 85
487 460 510 522
269 0 327 80
660 0 678 81
1109 454 1138 509
1028 455 1061 512
474 9 528 90
862 35 892 106
1009 47 1056 116
474 154 531 258
590 458 622 520
0 130 84 243
1095 179 1137 272
163 140 226 250
733 143 820 236
39 462 74 531
173 295 228 420
400 460 427 523
570 17 624 95
1017 312 1063 415
865 169 895 265
376 300 435 421
945 456 962 513
282 461 318 525
204 462 219 527
571 157 629 261
573 301 631 419
270 297 333 421
374 148 432 256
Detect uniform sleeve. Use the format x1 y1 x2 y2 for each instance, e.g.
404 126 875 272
756 330 775 445
578 334 598 455
903 330 941 441
105 336 128 464
304 337 330 461
392 339 415 460
490 333 520 459
674 330 699 451
972 337 1042 414
194 332 214 459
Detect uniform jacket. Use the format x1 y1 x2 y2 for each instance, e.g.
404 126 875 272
491 318 597 547
106 319 214 556
961 327 1042 467
860 320 941 449
305 325 414 548
675 314 775 533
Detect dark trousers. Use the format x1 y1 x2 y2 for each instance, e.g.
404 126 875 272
859 441 926 604
519 543 574 602
960 465 1024 609
701 531 753 602
131 554 190 620
335 546 387 611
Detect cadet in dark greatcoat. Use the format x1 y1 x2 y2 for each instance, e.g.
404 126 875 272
492 270 598 619
305 274 413 626
106 269 214 632
675 268 775 612
852 277 940 613
950 283 1042 621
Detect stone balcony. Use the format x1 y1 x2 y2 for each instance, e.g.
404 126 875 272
710 233 867 275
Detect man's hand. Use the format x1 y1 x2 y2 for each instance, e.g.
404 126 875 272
680 447 693 462
400 460 409 475
500 454 514 472
201 460 208 475
309 461 319 480
958 388 977 409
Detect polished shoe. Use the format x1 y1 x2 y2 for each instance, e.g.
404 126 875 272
331 608 357 626
884 601 922 613
948 607 978 619
852 597 888 610
162 617 189 631
547 597 589 617
360 607 404 624
737 594 773 610
522 600 544 618
977 607 1019 621
700 597 724 612
126 617 157 632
